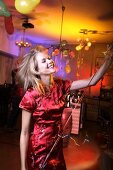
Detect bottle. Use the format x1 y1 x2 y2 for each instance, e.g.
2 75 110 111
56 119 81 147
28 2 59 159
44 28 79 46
4 81 7 87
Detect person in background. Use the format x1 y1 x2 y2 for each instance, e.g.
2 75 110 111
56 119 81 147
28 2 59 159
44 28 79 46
6 69 23 131
6 83 22 131
17 44 113 170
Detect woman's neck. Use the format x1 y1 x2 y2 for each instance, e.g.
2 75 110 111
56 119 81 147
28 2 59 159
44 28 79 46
40 74 54 87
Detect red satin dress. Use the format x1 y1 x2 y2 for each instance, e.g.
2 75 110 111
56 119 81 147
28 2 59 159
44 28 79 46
19 79 71 170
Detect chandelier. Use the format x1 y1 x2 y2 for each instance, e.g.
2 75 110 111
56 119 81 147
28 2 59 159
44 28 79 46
14 28 32 69
75 37 92 51
75 29 92 51
49 4 92 59
15 40 31 47
49 5 75 59
15 29 32 48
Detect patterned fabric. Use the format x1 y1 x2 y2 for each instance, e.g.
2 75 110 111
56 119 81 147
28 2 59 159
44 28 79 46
19 79 71 170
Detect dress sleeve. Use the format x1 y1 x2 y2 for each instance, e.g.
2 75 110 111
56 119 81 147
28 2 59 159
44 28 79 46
62 79 72 94
19 90 36 113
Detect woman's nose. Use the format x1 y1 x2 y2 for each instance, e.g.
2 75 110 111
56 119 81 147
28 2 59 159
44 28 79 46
49 60 54 66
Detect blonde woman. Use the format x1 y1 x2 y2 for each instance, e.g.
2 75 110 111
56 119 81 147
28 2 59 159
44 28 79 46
18 44 113 170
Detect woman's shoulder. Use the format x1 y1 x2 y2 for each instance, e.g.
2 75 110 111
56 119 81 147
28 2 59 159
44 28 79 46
25 87 40 99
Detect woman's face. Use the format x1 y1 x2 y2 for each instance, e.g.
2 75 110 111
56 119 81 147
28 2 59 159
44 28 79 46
35 51 56 75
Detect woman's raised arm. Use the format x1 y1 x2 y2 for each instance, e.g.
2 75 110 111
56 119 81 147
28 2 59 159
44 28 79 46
70 43 113 90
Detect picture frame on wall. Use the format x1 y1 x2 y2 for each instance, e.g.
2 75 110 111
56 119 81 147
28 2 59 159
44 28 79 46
95 57 113 75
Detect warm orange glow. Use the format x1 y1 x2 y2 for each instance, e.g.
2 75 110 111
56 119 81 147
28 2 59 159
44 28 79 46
64 140 100 170
32 7 113 43
84 46 89 51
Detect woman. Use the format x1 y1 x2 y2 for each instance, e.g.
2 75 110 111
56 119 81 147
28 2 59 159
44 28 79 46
18 44 113 170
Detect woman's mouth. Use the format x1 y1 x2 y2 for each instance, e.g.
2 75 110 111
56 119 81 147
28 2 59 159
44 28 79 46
48 61 55 68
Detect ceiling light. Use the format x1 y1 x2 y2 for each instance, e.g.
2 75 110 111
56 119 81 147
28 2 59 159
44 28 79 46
15 29 32 48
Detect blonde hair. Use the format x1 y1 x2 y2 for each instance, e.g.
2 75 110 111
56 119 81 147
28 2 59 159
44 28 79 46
17 45 48 94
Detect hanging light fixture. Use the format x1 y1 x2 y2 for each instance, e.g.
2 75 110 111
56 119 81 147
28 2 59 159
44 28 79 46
14 28 32 69
51 5 66 56
50 4 76 59
15 40 31 47
15 29 32 48
75 30 92 51
75 38 92 51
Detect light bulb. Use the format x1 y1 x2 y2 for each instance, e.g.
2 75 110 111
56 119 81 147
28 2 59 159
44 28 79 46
84 46 89 51
87 42 92 47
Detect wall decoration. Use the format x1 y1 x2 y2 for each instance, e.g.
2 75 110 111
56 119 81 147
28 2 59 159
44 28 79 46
65 64 71 74
4 15 14 34
0 0 11 17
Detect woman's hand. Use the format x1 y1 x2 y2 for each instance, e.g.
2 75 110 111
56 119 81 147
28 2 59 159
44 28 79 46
103 43 113 60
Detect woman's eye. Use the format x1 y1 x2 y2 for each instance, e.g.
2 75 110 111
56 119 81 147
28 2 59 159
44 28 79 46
42 58 46 63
